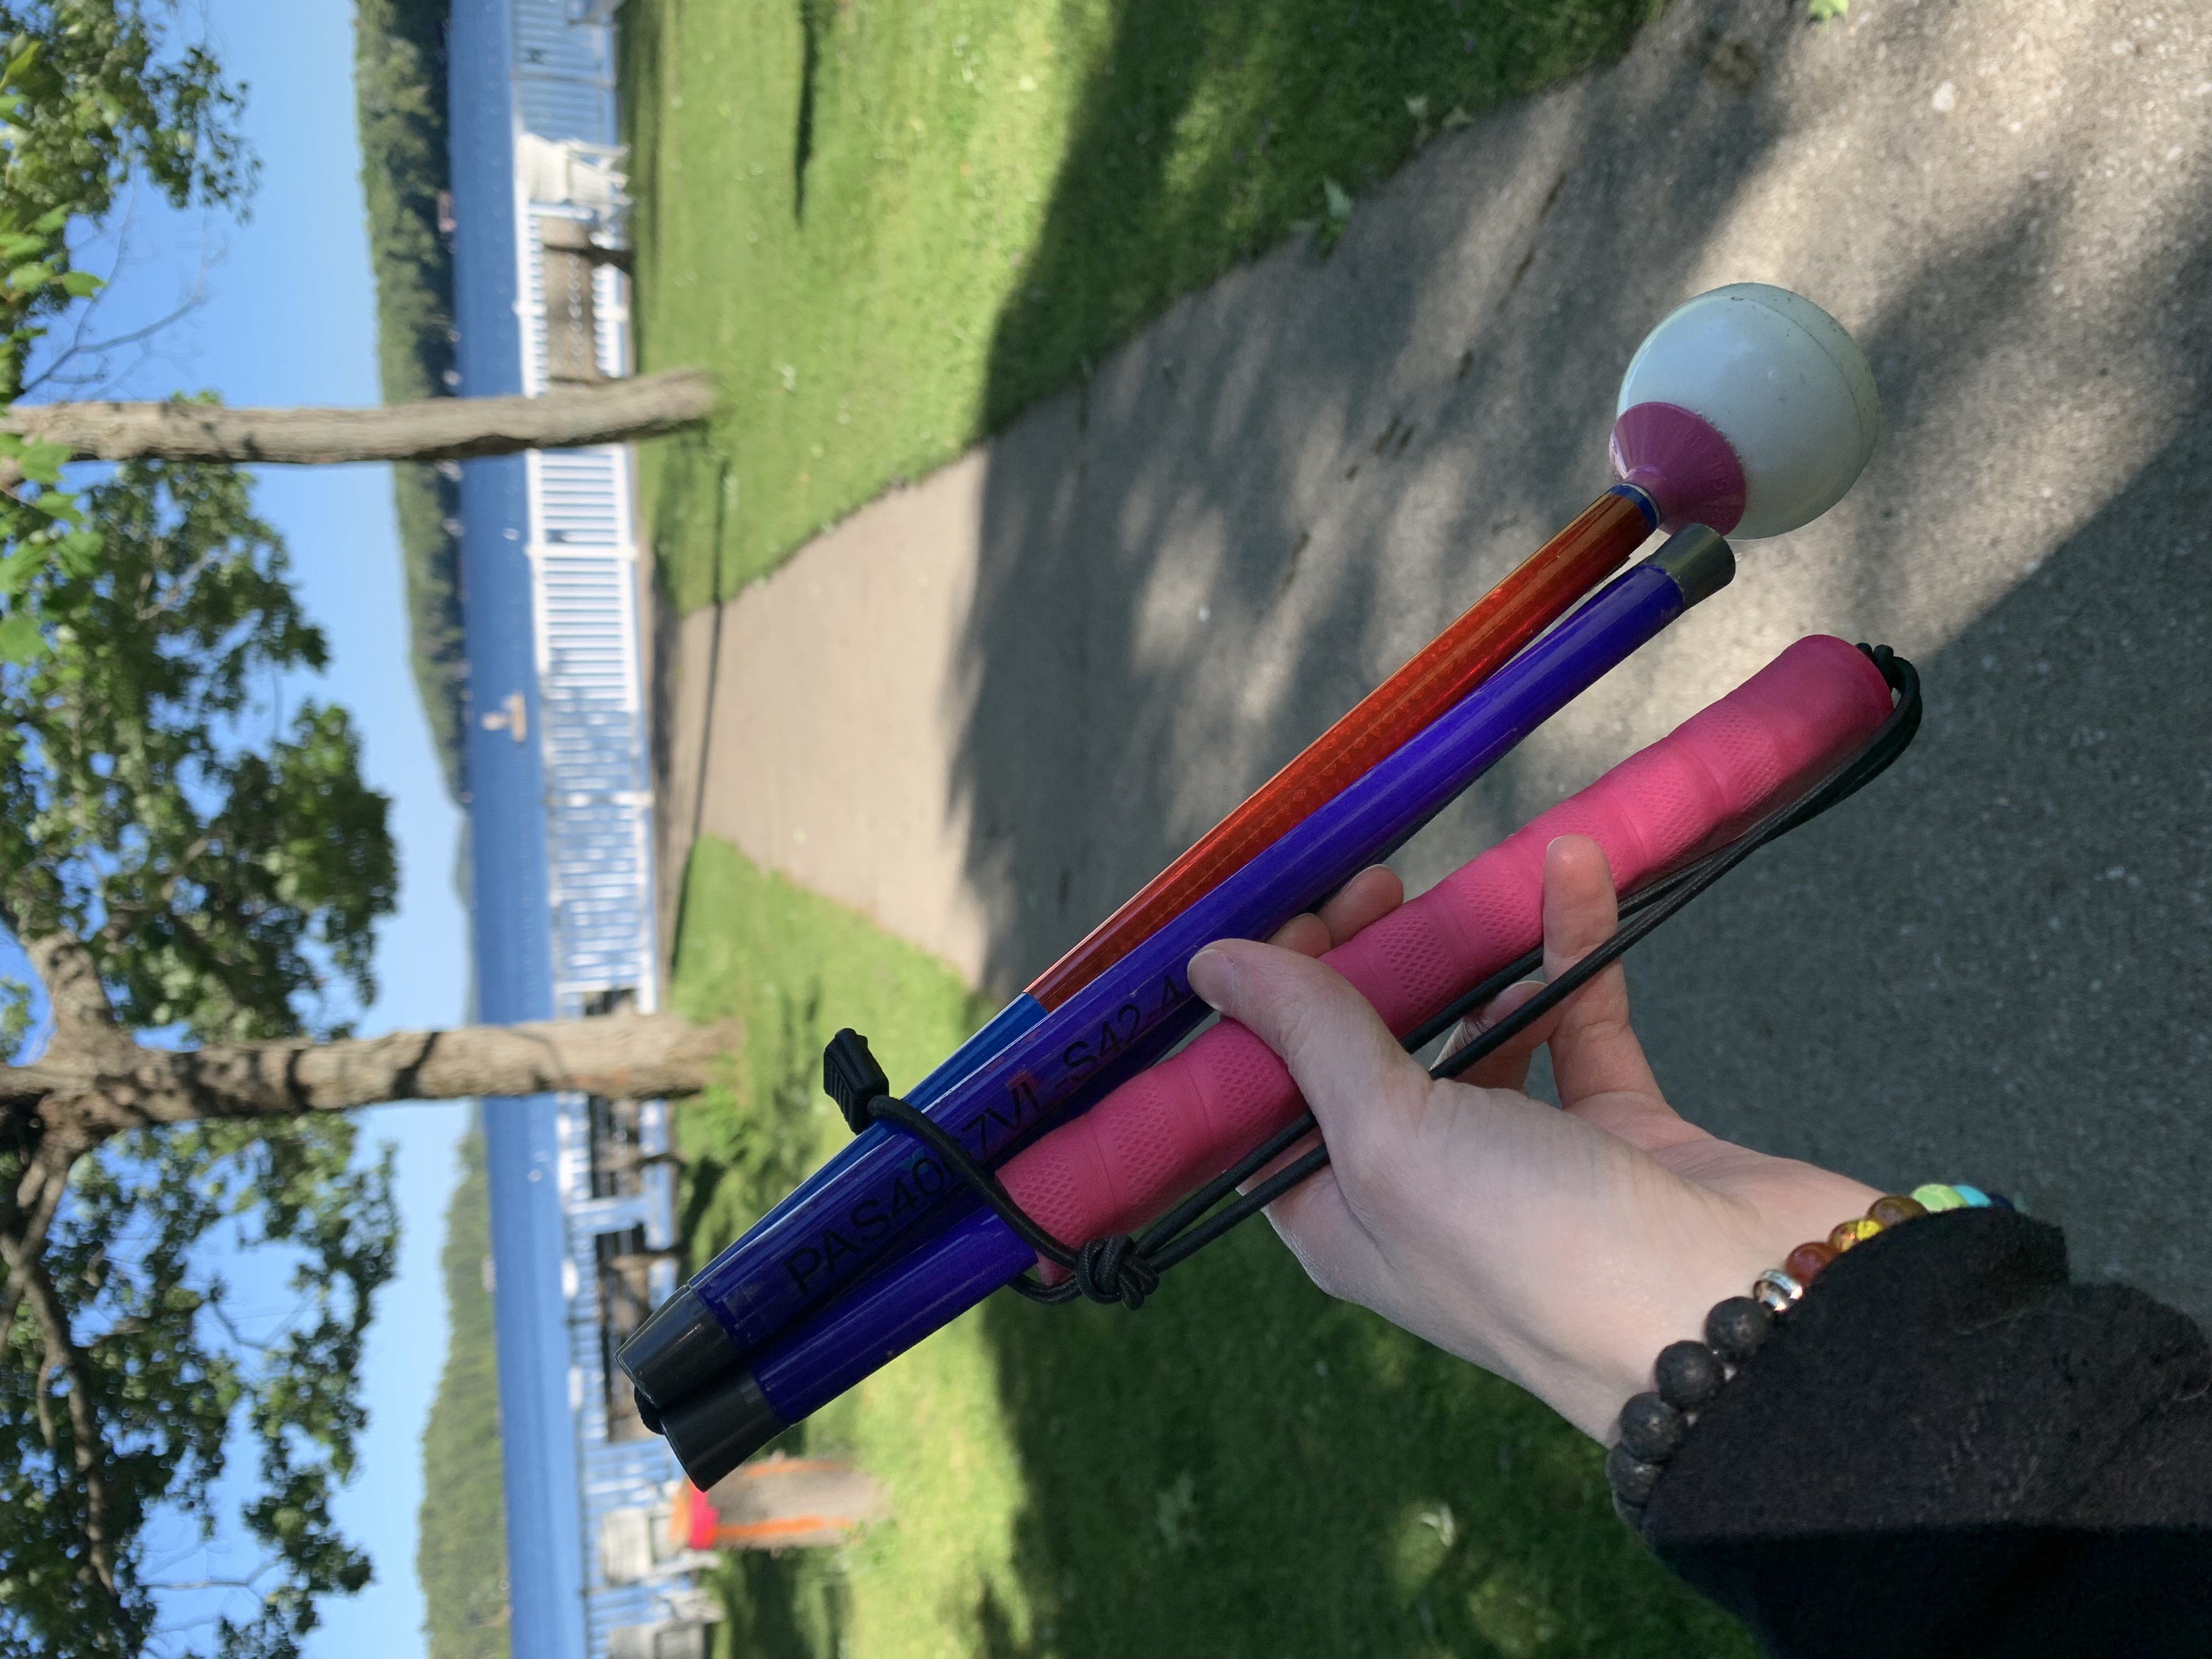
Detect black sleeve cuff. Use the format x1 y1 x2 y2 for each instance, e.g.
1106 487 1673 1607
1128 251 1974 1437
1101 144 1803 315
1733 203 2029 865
1641 1206 2212 1658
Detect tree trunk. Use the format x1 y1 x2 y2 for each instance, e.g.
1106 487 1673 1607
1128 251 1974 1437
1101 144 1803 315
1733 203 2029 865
0 368 716 469
0 921 743 1391
4 1011 742 1136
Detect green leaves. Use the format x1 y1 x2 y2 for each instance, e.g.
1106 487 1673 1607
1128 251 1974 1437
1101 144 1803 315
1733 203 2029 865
0 974 29 1057
0 607 37 662
2 435 71 487
0 1 251 407
0 459 394 1045
0 460 400 1658
1 1119 399 1659
0 7 254 232
1 35 37 88
0 15 382 1658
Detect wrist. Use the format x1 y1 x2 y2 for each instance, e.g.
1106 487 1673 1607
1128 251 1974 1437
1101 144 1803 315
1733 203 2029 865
1546 1169 1884 1438
1603 1181 2019 1530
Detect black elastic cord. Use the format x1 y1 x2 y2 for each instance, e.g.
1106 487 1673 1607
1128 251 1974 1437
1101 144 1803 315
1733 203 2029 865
879 645 1920 1311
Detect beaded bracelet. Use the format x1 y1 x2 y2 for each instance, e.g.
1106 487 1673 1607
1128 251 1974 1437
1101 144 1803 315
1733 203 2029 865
1606 1183 2015 1528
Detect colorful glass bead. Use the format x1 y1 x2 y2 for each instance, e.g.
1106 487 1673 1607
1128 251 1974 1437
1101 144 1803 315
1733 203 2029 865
1618 1392 1687 1462
1830 1217 1882 1251
1912 1183 1966 1212
1706 1297 1774 1363
1655 1340 1725 1409
1986 1191 2017 1211
1784 1240 1839 1284
1868 1193 1928 1228
1752 1268 1803 1311
1951 1184 1992 1207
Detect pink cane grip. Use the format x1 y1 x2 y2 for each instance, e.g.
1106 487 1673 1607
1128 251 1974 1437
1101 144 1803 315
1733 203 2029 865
998 635 1891 1256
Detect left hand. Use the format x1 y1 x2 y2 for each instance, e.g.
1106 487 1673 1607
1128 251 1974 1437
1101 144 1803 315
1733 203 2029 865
1223 839 1881 1440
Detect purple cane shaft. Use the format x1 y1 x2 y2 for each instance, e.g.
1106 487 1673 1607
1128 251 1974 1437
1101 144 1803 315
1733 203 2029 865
684 551 1702 1364
653 533 1733 1484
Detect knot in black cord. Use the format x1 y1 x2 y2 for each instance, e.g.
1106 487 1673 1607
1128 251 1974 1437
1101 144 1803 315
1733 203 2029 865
1072 1234 1159 1310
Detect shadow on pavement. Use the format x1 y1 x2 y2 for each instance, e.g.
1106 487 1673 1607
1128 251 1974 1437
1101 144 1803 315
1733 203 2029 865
950 3 1797 997
946 0 2208 1646
1631 412 2212 1317
945 7 1768 1656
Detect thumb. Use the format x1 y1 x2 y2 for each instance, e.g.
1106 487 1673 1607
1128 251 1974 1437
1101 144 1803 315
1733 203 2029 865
1186 939 1430 1161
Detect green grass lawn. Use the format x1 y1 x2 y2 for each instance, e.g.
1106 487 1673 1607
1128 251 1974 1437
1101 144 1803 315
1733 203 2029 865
667 837 1753 1659
619 0 1662 612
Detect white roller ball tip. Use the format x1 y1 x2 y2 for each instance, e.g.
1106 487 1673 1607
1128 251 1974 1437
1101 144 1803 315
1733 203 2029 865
1617 284 1880 539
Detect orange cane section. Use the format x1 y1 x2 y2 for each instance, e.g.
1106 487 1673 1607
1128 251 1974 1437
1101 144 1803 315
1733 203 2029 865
1027 489 1652 1009
710 1516 853 1546
673 1483 715 1551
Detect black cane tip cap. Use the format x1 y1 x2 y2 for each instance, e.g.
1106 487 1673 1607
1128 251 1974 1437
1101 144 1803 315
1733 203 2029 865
617 1284 741 1409
661 1368 787 1490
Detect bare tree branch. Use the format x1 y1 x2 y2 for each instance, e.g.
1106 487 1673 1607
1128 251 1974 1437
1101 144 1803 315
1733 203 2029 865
0 1146 84 1357
18 198 203 402
143 1012 739 1121
22 288 208 400
21 1246 120 1598
0 369 718 473
1 1011 739 1138
0 910 736 1387
143 1576 272 1595
34 1353 59 1449
0 963 738 1372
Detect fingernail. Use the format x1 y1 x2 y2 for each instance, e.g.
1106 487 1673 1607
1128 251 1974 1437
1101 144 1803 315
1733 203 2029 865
1474 978 1547 1026
1187 946 1234 1011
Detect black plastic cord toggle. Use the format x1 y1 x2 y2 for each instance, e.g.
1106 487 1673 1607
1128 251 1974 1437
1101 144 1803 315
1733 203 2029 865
823 1028 893 1135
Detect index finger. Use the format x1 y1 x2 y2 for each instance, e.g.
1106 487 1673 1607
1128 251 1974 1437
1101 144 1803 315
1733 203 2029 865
1266 865 1404 959
1316 864 1404 947
1186 938 1431 1165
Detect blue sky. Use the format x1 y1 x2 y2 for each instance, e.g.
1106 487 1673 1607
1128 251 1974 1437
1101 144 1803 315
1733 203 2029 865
27 2 475 1653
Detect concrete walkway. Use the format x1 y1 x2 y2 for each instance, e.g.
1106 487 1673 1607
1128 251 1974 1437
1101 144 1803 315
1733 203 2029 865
659 0 2211 1318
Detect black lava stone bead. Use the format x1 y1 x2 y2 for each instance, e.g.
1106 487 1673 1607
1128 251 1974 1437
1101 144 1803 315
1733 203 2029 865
1606 1440 1666 1505
1617 1391 1687 1462
1706 1295 1775 1363
1655 1339 1725 1409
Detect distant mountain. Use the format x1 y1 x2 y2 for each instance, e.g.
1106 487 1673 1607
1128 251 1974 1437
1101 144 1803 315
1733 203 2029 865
415 1125 511 1659
353 0 467 803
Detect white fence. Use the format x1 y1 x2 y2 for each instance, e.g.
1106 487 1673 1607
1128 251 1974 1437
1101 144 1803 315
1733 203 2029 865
505 2 693 1654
